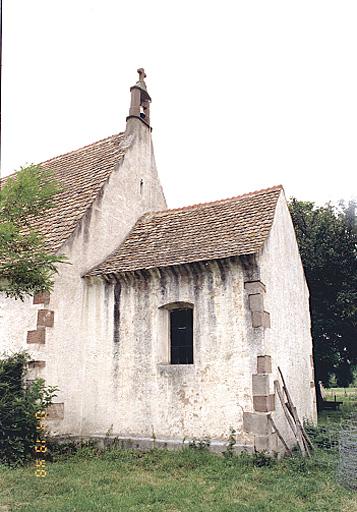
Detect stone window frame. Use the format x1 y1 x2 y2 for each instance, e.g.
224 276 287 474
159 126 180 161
158 302 194 365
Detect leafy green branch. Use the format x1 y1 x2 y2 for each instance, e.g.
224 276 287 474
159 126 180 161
0 165 67 300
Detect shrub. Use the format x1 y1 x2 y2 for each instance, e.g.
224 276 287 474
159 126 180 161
0 352 57 466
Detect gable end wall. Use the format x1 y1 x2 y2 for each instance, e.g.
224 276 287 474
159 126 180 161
258 191 317 447
0 121 167 436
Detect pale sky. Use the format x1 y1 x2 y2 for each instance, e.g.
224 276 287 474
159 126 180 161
1 0 356 207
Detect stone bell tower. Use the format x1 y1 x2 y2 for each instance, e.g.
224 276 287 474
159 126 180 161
126 68 151 129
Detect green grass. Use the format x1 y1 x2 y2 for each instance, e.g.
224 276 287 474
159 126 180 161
1 393 356 512
1 446 356 511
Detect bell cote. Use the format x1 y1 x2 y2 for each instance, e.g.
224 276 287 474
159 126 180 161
126 68 152 129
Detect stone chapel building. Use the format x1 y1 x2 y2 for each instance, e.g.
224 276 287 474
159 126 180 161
0 70 316 453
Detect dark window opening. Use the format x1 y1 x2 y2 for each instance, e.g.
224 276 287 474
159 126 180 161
113 282 121 344
170 308 193 364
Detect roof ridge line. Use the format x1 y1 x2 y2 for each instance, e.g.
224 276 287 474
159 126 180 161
158 185 284 214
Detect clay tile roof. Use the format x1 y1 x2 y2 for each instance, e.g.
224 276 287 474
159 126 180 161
88 185 283 276
1 133 127 253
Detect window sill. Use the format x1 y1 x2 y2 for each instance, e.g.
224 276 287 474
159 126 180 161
157 363 195 376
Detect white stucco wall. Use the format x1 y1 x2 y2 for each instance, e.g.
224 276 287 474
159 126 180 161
80 260 256 448
0 119 167 435
258 191 317 446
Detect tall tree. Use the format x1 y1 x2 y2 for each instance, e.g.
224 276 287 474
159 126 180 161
289 199 357 393
0 165 65 299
